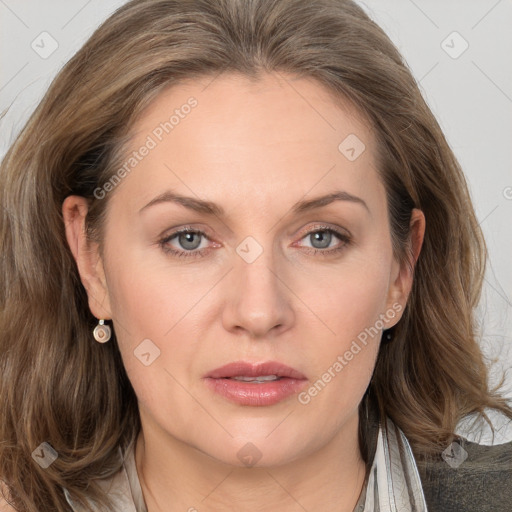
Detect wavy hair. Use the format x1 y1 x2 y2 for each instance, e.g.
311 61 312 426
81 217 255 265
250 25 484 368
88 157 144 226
1 0 511 510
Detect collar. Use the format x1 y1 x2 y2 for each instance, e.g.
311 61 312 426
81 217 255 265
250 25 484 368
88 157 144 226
354 395 429 511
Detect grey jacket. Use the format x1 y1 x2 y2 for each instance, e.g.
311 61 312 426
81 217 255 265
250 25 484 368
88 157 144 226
417 439 512 512
362 399 512 511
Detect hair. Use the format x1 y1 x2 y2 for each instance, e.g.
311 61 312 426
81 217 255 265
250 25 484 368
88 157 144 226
1 0 511 510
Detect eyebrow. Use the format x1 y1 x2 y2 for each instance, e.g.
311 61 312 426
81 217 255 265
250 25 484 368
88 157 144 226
139 189 369 216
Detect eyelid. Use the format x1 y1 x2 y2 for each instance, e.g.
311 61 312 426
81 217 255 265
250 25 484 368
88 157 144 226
160 223 349 244
295 222 351 240
158 224 215 240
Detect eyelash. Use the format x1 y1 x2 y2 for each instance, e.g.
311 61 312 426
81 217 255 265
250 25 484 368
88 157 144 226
158 225 352 260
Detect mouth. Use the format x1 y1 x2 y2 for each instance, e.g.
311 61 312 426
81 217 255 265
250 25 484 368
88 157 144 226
204 360 307 380
203 361 308 406
225 375 284 383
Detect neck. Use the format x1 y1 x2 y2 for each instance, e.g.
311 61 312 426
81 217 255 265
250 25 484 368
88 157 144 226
135 411 367 512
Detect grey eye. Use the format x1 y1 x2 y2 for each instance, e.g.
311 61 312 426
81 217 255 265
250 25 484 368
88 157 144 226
178 232 202 250
309 231 332 249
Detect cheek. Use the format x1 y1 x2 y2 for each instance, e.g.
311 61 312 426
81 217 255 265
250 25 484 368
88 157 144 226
106 249 204 337
104 251 214 403
293 255 390 400
298 253 391 343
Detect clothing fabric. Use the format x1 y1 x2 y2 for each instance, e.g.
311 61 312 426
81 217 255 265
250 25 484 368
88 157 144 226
353 419 428 511
63 438 147 512
63 416 428 512
62 395 512 512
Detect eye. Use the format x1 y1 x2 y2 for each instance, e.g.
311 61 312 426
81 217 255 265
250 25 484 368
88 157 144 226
296 225 351 256
159 228 212 259
159 224 351 259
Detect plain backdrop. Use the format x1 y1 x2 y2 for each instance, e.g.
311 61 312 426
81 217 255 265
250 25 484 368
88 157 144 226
1 0 511 441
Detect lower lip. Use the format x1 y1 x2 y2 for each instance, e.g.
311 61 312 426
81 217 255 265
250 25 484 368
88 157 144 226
204 377 308 406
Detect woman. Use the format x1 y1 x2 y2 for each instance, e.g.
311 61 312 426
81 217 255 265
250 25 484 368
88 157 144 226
1 0 511 510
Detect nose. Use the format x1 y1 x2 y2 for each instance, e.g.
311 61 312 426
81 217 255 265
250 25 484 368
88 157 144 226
221 244 295 339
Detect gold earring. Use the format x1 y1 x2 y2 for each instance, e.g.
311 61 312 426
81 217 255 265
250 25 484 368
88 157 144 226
93 319 111 343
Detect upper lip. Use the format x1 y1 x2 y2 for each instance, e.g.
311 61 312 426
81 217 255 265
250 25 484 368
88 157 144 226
204 361 307 380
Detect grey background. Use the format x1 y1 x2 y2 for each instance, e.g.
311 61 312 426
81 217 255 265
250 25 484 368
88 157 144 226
1 1 511 441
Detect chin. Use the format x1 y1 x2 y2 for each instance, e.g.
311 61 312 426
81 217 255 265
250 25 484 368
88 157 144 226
197 432 309 470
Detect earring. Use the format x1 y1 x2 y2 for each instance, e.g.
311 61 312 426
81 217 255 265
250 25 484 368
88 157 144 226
383 328 393 343
93 319 111 343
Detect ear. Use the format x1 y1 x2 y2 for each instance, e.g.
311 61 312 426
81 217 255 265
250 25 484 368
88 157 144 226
385 208 425 324
62 195 112 320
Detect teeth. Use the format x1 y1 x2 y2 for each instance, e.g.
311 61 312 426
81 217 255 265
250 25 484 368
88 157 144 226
231 375 281 382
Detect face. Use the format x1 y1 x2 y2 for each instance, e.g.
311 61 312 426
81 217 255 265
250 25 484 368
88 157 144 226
64 72 423 468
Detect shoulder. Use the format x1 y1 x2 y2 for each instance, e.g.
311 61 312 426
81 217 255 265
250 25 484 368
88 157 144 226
416 438 512 512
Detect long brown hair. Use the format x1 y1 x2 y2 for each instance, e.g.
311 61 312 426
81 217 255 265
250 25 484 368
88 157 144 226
1 0 511 510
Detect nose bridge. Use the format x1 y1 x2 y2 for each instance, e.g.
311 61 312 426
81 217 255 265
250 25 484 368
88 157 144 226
224 233 293 336
235 233 282 299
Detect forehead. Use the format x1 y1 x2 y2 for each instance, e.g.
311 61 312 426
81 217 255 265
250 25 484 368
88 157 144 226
112 71 382 217
131 71 374 149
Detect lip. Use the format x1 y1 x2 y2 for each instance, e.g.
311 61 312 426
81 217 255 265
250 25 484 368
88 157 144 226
204 361 307 380
203 361 308 406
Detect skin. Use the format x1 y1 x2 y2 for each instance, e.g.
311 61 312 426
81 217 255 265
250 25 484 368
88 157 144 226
63 72 425 512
